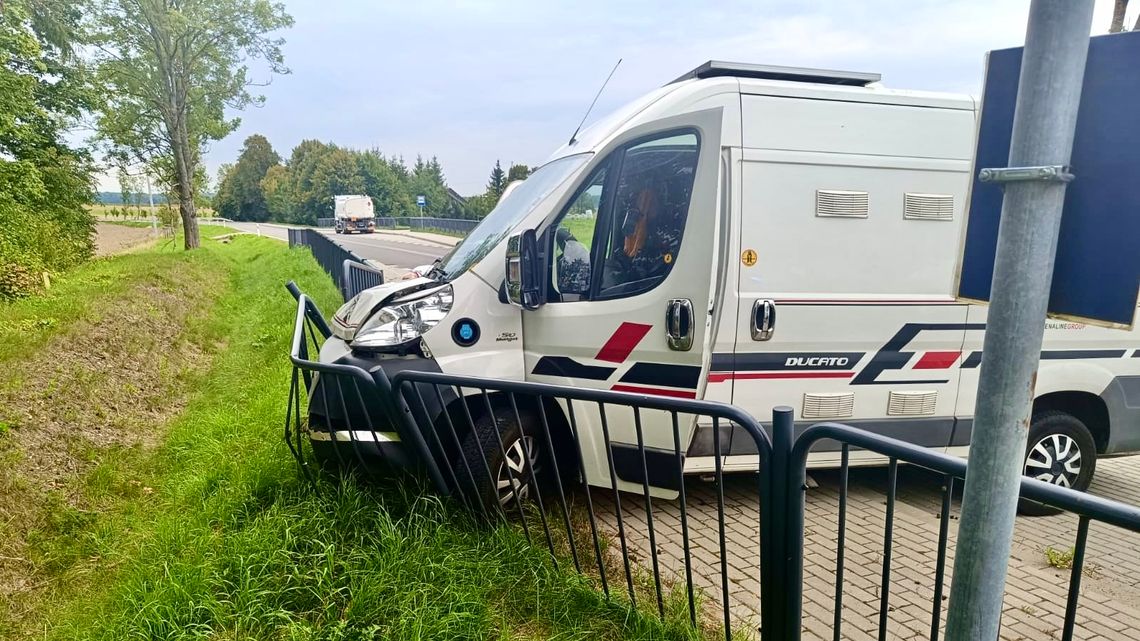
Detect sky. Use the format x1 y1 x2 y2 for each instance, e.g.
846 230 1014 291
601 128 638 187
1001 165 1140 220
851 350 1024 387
96 0 1131 196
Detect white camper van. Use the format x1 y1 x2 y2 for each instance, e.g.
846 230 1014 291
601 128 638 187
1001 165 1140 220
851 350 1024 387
311 62 1140 504
333 195 375 234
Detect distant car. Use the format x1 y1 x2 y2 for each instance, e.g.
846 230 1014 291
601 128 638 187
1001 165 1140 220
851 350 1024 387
333 195 375 234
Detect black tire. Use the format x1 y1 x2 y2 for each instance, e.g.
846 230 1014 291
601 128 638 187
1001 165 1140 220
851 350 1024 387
1018 410 1097 516
456 405 554 512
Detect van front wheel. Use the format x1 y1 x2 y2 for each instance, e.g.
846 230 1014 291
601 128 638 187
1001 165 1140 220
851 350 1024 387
1018 410 1097 516
458 406 549 510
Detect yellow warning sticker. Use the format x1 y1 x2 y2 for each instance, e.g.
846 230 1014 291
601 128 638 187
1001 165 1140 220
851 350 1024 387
741 248 758 267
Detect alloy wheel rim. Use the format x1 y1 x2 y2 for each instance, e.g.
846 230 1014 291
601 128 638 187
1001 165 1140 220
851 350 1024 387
1024 433 1082 488
496 435 541 506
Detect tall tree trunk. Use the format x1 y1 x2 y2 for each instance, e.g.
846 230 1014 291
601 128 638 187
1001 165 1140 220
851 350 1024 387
171 122 200 249
1111 0 1129 32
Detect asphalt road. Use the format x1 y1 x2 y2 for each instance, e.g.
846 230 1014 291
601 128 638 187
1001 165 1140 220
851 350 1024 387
223 222 448 269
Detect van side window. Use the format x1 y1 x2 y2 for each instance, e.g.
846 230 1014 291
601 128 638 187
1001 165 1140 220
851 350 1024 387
597 132 699 299
547 130 699 303
550 164 607 300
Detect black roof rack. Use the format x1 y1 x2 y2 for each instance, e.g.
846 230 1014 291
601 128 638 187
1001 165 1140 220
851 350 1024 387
670 61 881 87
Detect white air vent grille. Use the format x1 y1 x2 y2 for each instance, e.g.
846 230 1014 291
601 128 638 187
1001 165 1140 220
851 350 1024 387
802 392 855 419
903 193 954 221
816 190 869 218
888 390 938 416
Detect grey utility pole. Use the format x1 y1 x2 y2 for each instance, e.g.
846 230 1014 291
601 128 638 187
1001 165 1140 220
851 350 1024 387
944 2 1094 640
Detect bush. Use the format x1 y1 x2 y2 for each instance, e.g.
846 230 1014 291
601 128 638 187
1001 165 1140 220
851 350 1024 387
0 199 95 300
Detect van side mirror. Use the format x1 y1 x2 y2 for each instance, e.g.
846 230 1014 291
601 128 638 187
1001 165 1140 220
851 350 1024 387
505 230 542 309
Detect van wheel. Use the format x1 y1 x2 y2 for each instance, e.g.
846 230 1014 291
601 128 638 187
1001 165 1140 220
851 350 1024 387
457 406 551 511
1018 410 1097 516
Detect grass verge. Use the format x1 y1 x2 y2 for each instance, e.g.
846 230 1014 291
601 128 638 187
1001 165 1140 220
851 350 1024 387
2 232 704 640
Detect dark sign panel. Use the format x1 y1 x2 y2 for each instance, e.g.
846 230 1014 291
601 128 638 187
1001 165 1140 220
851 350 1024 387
958 32 1140 328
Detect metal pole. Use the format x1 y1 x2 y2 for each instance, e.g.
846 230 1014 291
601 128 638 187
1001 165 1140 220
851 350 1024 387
146 172 157 234
944 2 1093 640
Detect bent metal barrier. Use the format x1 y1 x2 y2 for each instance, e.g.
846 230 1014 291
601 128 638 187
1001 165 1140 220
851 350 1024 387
287 229 383 301
284 288 1140 641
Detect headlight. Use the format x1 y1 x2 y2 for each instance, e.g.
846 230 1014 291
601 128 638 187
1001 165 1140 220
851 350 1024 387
351 284 453 349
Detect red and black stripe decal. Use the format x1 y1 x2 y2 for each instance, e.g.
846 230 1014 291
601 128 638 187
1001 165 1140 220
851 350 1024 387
618 362 701 388
532 356 615 381
709 351 864 382
961 349 1127 368
595 322 653 363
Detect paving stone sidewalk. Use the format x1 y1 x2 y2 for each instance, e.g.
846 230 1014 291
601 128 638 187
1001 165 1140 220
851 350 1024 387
592 456 1140 640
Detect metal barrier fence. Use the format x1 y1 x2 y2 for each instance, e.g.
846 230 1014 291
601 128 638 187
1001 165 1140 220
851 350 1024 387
287 229 383 301
374 216 478 235
786 423 1140 641
283 286 1140 641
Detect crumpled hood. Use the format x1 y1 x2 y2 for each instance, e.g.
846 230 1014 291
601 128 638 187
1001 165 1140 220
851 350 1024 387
329 277 436 341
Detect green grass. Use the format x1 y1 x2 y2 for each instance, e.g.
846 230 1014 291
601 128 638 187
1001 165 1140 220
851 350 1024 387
558 217 597 251
3 233 705 640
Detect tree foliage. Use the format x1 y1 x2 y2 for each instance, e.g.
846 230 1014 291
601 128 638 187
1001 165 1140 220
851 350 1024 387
0 0 98 299
90 0 293 249
506 163 530 183
486 159 506 199
213 134 280 221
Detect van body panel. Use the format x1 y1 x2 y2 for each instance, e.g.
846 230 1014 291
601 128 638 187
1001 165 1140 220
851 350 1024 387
741 95 976 160
1102 376 1140 454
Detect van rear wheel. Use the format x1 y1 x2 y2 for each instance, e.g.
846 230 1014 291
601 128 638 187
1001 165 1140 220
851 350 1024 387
1018 410 1097 516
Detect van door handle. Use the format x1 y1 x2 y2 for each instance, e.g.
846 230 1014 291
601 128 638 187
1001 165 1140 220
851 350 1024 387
665 298 694 351
752 299 776 341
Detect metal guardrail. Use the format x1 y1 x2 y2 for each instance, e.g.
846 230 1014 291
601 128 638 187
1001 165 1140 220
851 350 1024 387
287 229 383 300
281 286 1140 641
786 422 1140 641
373 216 477 235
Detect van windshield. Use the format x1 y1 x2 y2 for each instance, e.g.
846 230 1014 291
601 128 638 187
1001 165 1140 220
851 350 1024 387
439 153 592 280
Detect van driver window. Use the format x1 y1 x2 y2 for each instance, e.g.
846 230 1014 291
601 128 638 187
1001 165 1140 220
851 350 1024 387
597 132 699 299
551 165 606 300
548 130 699 302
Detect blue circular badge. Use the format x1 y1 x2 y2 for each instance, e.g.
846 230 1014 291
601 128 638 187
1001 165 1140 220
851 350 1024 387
451 318 480 347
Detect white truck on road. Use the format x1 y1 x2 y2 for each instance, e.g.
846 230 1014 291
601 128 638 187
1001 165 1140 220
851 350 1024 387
333 195 375 234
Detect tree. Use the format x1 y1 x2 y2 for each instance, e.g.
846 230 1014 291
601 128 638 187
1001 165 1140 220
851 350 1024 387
286 139 335 224
409 155 450 217
0 0 98 298
487 160 507 199
90 0 293 249
462 192 496 220
260 163 292 221
357 149 413 217
506 163 530 183
117 168 137 213
1109 0 1140 32
213 134 280 221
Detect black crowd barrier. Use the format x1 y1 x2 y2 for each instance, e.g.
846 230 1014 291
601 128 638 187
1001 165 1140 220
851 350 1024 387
283 285 1140 641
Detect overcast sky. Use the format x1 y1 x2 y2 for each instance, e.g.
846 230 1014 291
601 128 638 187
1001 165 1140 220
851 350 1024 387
97 0 1129 195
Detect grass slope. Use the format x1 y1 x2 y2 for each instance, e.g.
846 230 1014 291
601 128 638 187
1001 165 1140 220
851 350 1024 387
2 233 701 640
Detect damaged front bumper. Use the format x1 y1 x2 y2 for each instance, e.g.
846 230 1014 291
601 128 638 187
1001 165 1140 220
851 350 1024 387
285 284 453 488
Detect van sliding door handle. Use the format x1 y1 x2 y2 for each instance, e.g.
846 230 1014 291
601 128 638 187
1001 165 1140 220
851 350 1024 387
665 298 694 351
752 299 776 341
